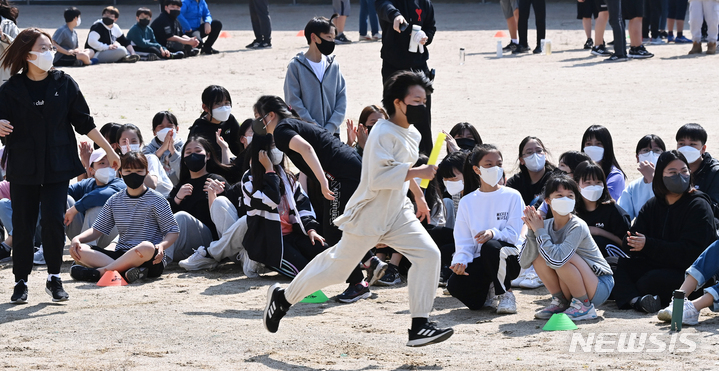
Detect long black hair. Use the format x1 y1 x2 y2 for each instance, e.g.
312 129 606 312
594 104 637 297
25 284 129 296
580 125 625 180
517 136 555 176
178 136 231 183
248 133 295 197
462 144 502 196
201 85 232 120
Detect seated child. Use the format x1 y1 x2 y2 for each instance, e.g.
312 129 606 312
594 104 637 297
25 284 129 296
126 7 181 60
53 7 95 66
85 6 140 63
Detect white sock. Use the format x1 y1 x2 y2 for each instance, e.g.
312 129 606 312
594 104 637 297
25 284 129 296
47 274 60 281
512 39 519 44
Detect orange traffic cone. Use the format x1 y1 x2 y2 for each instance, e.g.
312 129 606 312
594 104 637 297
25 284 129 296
296 30 305 37
97 270 127 287
219 31 231 38
494 31 508 38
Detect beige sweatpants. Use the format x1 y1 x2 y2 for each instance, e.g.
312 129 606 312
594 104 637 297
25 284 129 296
284 206 441 318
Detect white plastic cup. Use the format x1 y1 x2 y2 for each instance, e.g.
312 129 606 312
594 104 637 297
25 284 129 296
496 41 503 58
544 39 552 55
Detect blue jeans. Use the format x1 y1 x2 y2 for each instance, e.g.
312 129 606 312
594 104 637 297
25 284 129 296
686 240 719 312
359 0 379 36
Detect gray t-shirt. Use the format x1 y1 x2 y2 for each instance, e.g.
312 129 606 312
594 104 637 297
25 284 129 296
520 215 613 276
52 25 78 62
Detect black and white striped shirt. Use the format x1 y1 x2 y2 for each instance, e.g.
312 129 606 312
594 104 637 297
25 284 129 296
93 188 180 252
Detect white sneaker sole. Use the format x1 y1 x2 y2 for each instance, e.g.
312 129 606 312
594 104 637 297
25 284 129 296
45 288 68 302
178 258 218 271
337 291 371 304
565 309 597 321
367 261 388 286
407 328 454 347
497 306 517 314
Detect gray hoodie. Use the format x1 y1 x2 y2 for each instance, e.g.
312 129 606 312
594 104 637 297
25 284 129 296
283 52 347 135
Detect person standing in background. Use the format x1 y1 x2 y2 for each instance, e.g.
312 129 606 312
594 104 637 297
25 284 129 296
0 0 20 83
246 0 272 48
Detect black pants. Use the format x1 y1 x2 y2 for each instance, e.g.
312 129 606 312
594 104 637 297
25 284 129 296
274 233 329 278
188 20 223 51
518 0 547 48
134 45 164 58
642 0 664 39
606 0 628 56
166 41 194 55
54 54 78 67
428 226 455 279
11 181 69 281
249 0 272 41
381 64 433 156
612 258 687 308
447 241 520 310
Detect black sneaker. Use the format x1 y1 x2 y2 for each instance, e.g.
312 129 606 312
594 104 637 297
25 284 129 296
45 276 69 302
258 41 272 48
377 264 402 286
604 53 628 62
246 39 261 48
513 45 530 54
591 44 612 57
635 294 661 313
364 256 388 286
584 38 594 49
188 48 200 57
607 40 615 45
502 41 519 53
263 283 289 333
335 33 351 44
170 51 185 59
11 281 27 304
407 322 454 347
124 267 147 283
70 264 101 283
201 48 220 55
533 45 542 54
336 282 370 303
117 55 139 63
628 45 654 59
146 53 159 61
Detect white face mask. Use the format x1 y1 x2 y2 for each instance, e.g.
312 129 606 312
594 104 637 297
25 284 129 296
638 151 660 166
478 166 503 188
443 179 464 195
28 51 55 72
550 197 575 216
580 185 604 202
76 17 81 27
524 153 546 173
212 106 232 122
94 167 116 184
270 148 284 165
121 143 141 155
677 146 701 164
156 128 179 143
583 146 605 163
244 135 253 146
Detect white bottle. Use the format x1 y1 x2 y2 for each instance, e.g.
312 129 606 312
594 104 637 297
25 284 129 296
459 48 465 65
408 25 421 52
496 41 503 58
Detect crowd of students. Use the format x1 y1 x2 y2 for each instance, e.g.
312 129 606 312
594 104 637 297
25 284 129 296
1 0 719 348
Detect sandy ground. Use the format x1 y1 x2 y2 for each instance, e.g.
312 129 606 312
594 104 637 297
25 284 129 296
0 2 718 370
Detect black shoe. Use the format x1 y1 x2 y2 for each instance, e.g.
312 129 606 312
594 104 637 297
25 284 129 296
635 294 661 313
628 45 654 59
263 283 289 333
591 44 612 57
246 39 261 48
188 48 200 57
124 267 147 283
502 41 519 53
377 264 402 286
201 48 220 55
513 45 530 54
45 276 69 302
70 264 101 283
364 256 388 286
117 55 139 63
336 282 370 303
170 51 185 59
407 322 454 347
604 53 628 62
11 281 27 304
532 45 542 54
659 30 668 39
146 53 159 61
584 37 594 49
607 40 615 45
0 242 10 261
258 41 272 49
72 59 85 67
335 33 351 44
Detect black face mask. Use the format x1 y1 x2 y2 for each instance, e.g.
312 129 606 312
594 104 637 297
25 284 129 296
168 9 181 18
663 173 690 194
102 17 114 26
252 117 268 136
315 35 335 56
404 104 427 126
123 172 145 189
138 18 150 27
184 153 207 172
455 138 476 151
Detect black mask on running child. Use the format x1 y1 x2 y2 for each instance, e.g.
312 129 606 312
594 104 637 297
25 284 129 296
102 17 114 26
122 172 145 189
404 104 427 126
168 9 181 18
184 153 207 172
455 138 476 151
139 18 150 27
663 173 690 194
315 35 335 56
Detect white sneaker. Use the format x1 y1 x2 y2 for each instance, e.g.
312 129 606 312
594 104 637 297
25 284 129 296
511 269 527 288
657 300 673 322
683 300 700 326
496 291 517 314
239 249 263 278
519 272 544 289
33 246 46 265
178 246 218 271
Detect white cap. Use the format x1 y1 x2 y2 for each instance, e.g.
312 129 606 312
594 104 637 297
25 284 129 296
89 148 107 164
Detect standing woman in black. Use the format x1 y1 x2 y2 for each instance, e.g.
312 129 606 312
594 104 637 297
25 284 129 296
516 0 546 53
0 28 120 304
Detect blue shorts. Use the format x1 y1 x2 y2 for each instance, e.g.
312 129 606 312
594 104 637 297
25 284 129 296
592 274 614 307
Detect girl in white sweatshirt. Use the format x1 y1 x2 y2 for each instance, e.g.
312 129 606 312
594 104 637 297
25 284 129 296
448 144 524 314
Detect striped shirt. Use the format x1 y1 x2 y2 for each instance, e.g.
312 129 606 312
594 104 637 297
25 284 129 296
93 188 180 252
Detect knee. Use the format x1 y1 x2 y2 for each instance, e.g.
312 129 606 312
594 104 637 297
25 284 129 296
212 20 223 29
174 211 192 224
135 241 156 258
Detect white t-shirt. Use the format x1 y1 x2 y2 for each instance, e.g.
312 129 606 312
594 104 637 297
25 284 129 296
146 153 173 198
307 55 327 83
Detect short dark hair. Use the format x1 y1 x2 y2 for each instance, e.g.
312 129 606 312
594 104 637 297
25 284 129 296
164 0 182 8
358 105 387 126
558 151 592 174
573 161 612 204
543 173 580 202
238 118 253 151
438 150 468 179
382 70 433 117
581 125 624 180
675 123 707 145
102 6 119 18
635 134 666 155
304 16 336 44
652 150 694 201
115 123 145 147
462 143 502 196
201 85 232 112
0 28 53 76
151 111 178 132
136 7 152 18
64 7 81 23
121 151 148 171
449 122 483 146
